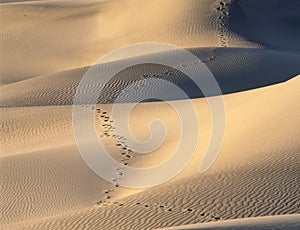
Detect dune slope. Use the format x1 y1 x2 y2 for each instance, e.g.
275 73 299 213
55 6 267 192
1 0 300 229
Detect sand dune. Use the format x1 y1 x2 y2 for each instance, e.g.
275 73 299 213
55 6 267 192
158 214 300 229
1 0 300 229
2 76 300 229
0 48 299 107
0 0 259 85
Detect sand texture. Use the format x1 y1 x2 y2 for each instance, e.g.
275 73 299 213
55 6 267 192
1 0 299 229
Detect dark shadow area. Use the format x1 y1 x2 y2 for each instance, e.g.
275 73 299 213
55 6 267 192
97 47 299 103
227 0 300 52
1 47 299 107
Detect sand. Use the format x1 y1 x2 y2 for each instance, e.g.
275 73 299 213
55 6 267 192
158 214 300 229
1 0 299 229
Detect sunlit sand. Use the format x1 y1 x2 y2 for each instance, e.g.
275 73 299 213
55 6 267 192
1 0 299 229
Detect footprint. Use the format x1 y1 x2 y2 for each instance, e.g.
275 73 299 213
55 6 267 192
216 1 229 48
212 215 221 220
96 200 103 205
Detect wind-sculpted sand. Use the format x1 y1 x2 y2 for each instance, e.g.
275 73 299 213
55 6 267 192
1 0 299 229
1 48 299 107
159 215 300 230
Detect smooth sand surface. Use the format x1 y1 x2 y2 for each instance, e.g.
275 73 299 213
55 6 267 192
158 214 300 229
1 0 299 229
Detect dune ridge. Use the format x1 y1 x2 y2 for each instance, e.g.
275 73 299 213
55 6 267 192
2 76 300 229
1 0 299 229
1 0 261 85
0 48 299 107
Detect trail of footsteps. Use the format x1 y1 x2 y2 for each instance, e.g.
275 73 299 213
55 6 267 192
92 108 224 221
170 1 231 66
200 1 230 64
216 1 230 48
94 108 135 206
133 203 222 221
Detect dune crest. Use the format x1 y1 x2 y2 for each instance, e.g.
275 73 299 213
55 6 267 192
1 0 299 229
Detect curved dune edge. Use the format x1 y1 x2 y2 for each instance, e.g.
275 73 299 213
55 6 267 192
0 47 299 107
1 0 299 84
157 214 300 229
1 0 300 229
1 76 299 229
1 0 260 85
